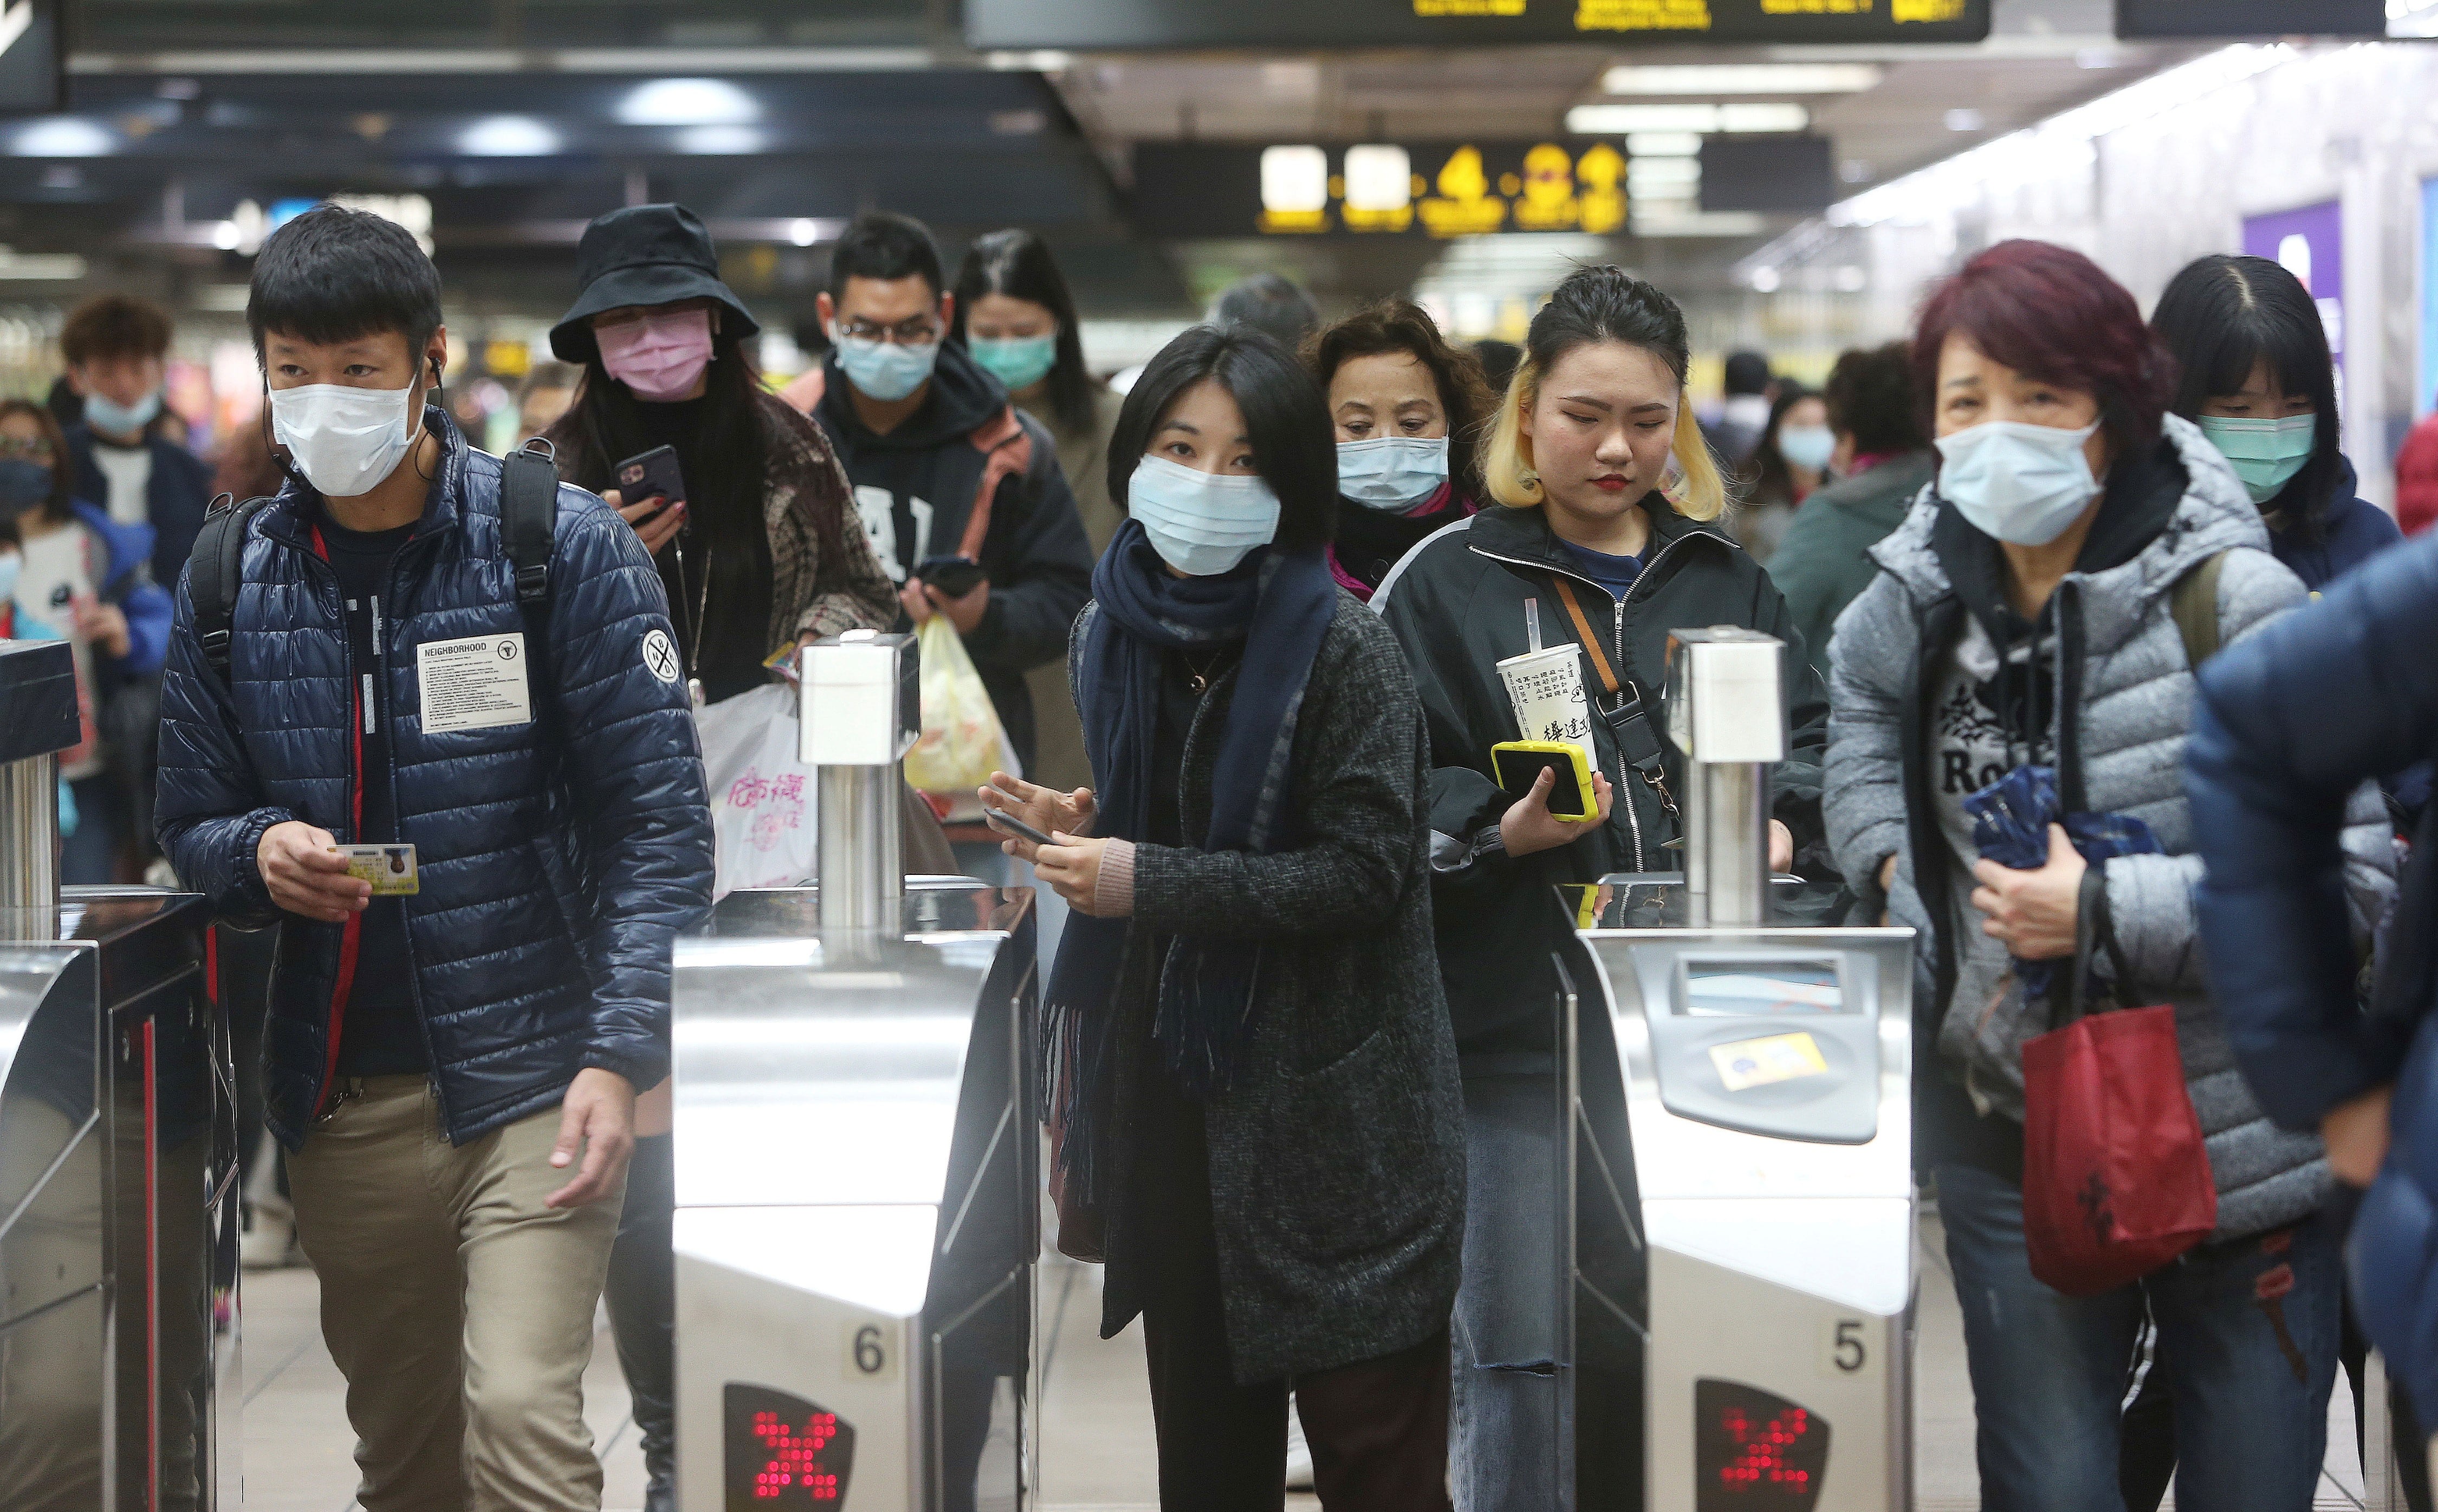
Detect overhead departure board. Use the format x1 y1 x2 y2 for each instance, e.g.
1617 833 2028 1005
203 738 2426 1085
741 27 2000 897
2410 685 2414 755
2114 0 2384 37
1133 140 1630 239
969 0 1988 50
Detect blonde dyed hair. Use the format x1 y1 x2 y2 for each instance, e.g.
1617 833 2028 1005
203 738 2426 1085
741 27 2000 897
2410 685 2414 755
1480 354 1727 522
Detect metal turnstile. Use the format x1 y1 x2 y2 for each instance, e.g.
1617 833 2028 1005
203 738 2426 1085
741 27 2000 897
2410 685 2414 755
673 630 1039 1511
0 638 238 1512
1561 628 1916 1511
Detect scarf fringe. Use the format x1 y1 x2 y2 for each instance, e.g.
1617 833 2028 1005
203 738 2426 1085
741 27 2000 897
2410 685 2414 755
1153 941 1261 1099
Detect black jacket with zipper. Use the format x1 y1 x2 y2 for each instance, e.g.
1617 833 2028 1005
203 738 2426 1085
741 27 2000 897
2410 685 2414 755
1376 497 1828 1049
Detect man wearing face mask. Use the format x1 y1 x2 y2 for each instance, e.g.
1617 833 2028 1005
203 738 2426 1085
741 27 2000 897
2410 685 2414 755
59 294 212 585
787 210 1093 792
153 204 714 1510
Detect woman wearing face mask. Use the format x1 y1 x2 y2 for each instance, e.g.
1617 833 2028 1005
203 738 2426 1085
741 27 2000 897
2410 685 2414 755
977 324 1465 1510
541 203 895 1512
951 229 1124 804
1730 385 1833 568
0 397 170 882
543 204 897 709
1824 239 2395 1511
1374 266 1825 1510
1302 299 1494 602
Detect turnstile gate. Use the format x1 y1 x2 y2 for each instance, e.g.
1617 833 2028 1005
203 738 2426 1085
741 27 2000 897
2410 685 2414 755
0 638 237 1512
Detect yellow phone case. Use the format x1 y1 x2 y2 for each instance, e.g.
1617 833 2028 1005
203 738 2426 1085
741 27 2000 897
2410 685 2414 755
1490 740 1596 821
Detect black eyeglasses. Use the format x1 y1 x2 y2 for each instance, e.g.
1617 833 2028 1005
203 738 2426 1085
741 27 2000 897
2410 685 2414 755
835 317 941 346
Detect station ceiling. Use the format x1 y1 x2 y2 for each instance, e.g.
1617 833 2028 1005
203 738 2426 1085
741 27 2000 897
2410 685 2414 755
8 0 2208 317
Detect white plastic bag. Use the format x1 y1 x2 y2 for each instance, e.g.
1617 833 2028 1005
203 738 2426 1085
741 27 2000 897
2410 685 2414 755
695 682 816 900
902 616 1017 818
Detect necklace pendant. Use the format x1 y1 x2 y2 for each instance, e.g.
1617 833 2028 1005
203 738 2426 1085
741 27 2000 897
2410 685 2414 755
688 677 706 709
1189 672 1209 694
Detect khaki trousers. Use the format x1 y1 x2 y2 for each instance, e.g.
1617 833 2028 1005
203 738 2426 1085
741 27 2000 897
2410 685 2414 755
288 1075 624 1512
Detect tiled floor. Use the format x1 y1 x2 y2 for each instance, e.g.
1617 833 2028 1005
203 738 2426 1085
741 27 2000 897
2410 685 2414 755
239 1216 2375 1510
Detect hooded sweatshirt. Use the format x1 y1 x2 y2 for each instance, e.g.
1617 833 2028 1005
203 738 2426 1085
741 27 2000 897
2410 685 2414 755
1824 414 2396 1240
810 339 1094 771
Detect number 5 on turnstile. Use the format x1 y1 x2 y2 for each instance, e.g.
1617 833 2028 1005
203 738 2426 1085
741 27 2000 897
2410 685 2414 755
1826 1318 1868 1375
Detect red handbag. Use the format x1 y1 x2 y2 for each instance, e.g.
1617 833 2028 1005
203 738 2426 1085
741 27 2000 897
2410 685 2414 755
2019 872 2217 1297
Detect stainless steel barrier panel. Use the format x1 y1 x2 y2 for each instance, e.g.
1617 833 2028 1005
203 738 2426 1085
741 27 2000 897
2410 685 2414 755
672 884 1037 1512
0 640 237 1512
1575 913 1914 1512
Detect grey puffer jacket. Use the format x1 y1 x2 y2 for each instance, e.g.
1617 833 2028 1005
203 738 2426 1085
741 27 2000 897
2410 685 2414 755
1825 416 2395 1241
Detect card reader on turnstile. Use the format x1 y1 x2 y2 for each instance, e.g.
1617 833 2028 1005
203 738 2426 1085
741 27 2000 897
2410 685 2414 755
1572 628 1915 1512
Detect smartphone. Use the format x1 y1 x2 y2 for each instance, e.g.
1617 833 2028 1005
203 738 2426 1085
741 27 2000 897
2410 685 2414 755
614 445 686 517
983 805 1056 849
1490 741 1597 821
912 554 988 600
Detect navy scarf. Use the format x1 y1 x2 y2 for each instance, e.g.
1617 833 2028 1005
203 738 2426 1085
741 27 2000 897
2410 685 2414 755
1044 518 1337 1205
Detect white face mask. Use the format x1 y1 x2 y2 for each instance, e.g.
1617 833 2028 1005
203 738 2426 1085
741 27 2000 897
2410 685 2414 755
1934 419 2104 546
1127 455 1281 576
1337 435 1450 513
270 375 422 498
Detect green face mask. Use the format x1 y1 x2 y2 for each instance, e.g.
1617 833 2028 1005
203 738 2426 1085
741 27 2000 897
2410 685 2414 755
969 334 1058 393
2197 413 2317 506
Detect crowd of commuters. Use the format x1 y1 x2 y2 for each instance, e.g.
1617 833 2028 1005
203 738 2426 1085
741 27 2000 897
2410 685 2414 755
17 184 2438 1512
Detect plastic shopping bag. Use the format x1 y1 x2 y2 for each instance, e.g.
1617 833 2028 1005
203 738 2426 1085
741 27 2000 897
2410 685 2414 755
902 615 1016 814
695 682 816 900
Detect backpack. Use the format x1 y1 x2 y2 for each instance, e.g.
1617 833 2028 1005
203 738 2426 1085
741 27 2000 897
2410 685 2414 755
2170 550 2231 672
187 439 562 687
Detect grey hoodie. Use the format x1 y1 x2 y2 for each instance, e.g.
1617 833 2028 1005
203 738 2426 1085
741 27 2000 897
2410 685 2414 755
1823 415 2395 1241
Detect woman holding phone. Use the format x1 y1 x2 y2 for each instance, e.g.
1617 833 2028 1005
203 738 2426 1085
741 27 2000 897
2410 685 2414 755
544 202 895 706
541 203 895 1512
1375 265 1827 1510
980 323 1466 1509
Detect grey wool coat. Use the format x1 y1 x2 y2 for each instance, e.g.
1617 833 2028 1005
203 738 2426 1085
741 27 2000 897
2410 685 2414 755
1080 591 1468 1383
1824 415 2396 1242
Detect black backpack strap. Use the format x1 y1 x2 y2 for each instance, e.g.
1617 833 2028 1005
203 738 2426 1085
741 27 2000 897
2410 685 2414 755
187 491 274 687
500 438 559 613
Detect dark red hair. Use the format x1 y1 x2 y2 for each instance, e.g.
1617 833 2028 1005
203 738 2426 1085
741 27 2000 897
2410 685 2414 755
1911 239 2174 454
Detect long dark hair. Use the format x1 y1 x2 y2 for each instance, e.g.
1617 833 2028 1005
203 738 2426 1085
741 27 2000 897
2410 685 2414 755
1302 297 1497 496
546 324 777 667
2151 252 2343 540
1109 325 1338 553
950 228 1094 436
0 398 78 525
1742 384 1816 509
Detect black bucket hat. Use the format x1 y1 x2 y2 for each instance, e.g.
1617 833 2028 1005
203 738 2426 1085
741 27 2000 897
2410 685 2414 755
549 203 760 361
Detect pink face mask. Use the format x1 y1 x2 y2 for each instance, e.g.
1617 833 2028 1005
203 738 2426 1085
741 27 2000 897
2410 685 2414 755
597 307 714 402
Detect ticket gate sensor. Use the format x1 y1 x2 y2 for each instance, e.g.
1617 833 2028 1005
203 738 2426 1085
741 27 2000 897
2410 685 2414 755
0 637 239 1511
1569 628 1915 1511
673 630 1038 1511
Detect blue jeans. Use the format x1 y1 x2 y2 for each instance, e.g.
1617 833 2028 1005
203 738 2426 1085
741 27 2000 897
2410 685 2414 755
1936 1161 2339 1512
1450 1069 1566 1511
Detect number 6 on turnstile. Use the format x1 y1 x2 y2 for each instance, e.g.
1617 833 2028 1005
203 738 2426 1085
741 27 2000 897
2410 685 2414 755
847 1322 894 1379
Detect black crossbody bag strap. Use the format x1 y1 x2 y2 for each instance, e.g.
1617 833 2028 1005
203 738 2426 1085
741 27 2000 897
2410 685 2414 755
1551 574 1675 816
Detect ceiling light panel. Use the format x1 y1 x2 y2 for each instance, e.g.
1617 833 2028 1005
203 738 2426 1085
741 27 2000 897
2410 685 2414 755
1601 64 1881 95
1567 102 1808 135
459 115 561 156
617 78 761 126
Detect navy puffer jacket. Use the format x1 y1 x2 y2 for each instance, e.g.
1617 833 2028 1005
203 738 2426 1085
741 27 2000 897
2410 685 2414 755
156 411 713 1147
2187 530 2438 1410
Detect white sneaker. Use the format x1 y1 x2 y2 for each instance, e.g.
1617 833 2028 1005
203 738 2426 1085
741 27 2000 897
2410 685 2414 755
240 1204 299 1270
1285 1399 1314 1490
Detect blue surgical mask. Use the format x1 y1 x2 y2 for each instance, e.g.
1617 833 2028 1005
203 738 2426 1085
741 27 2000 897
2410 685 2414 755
969 335 1058 394
1778 424 1836 473
1127 455 1281 576
0 550 18 608
83 387 161 438
0 458 50 516
2197 414 2316 506
1337 436 1450 513
834 334 939 404
1935 419 2104 547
